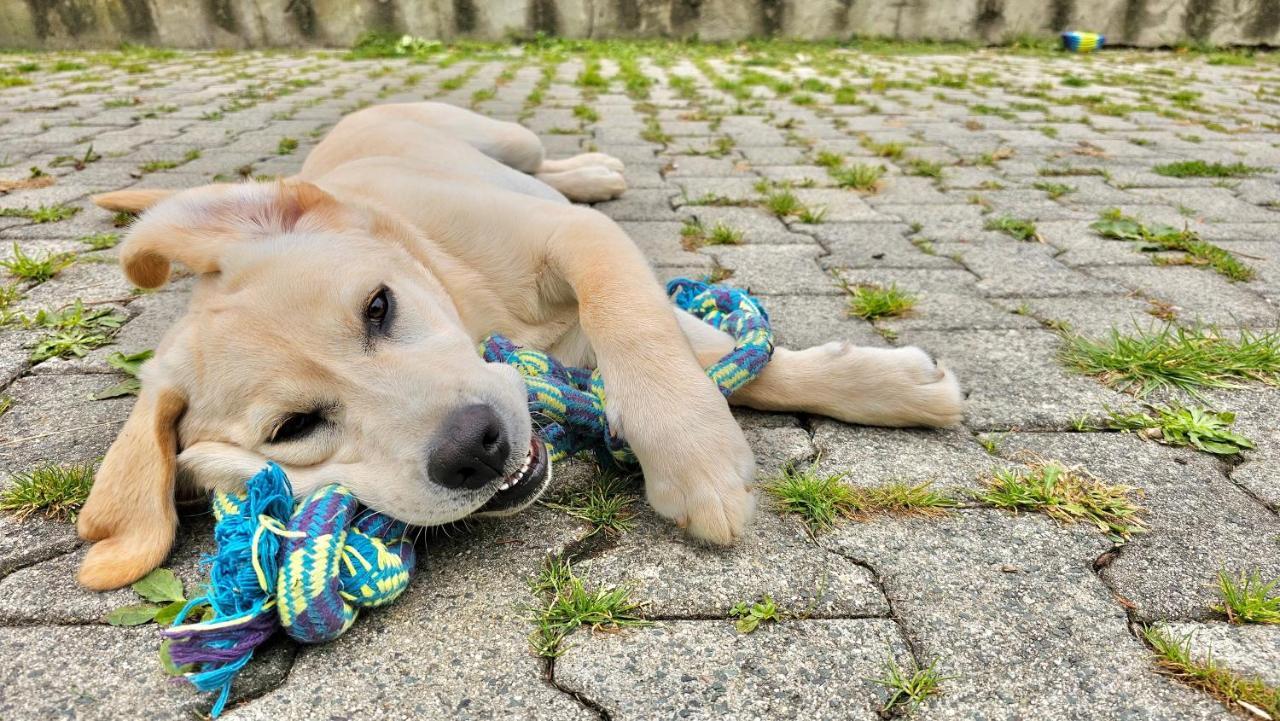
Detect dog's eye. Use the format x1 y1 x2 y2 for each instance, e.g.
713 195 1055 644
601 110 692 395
364 287 391 332
270 412 323 443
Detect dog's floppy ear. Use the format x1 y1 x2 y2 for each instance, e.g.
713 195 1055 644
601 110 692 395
77 372 187 591
115 180 345 289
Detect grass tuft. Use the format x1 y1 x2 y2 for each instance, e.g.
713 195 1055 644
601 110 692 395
985 215 1041 242
845 282 917 320
527 555 648 657
0 462 96 521
977 460 1145 538
541 472 637 537
79 232 120 251
906 158 944 178
764 463 955 533
1105 405 1254 456
1032 181 1075 199
1059 325 1280 398
1153 160 1264 178
1213 570 1280 625
873 656 948 713
0 204 80 224
830 163 885 192
1 243 74 283
1144 626 1279 718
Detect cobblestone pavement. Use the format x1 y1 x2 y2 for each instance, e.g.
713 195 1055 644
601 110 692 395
0 44 1278 720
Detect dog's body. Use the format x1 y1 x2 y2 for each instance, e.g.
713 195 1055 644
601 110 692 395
76 102 963 590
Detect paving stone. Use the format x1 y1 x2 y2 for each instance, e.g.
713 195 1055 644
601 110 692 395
813 421 998 491
0 514 80 579
555 620 910 721
577 492 890 618
0 373 131 475
678 206 816 246
755 294 885 349
706 245 836 295
0 515 215 624
814 222 956 269
997 433 1280 624
823 511 1231 720
897 329 1139 431
948 242 1128 298
0 624 295 720
991 295 1169 338
1087 266 1279 328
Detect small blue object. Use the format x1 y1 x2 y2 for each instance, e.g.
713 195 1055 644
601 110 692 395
1061 31 1104 53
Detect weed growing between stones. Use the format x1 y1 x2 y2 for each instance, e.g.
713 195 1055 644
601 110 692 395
1091 208 1252 281
1152 160 1265 178
0 242 73 283
830 162 885 192
984 215 1041 242
680 218 743 251
1143 627 1279 718
873 655 948 714
1058 325 1280 397
976 459 1146 539
728 594 784 633
763 464 955 533
540 472 638 538
906 159 944 178
1032 181 1074 199
0 461 96 520
1212 570 1280 624
93 349 154 400
79 232 120 250
138 149 200 174
1104 405 1254 456
527 555 649 658
277 137 298 155
844 282 917 321
0 204 80 224
22 299 126 362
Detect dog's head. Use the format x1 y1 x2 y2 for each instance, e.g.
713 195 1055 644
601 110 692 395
76 181 549 590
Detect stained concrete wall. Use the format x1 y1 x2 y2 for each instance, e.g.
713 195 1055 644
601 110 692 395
1 0 1278 49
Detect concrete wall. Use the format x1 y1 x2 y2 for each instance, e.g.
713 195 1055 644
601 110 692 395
2 0 1278 49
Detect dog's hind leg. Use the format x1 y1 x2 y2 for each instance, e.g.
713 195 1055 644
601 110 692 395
535 165 627 203
538 152 626 174
675 309 964 428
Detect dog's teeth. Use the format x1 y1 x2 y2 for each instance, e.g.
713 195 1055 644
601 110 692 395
498 481 510 491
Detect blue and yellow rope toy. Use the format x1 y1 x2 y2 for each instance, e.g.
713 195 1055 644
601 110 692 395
163 278 773 715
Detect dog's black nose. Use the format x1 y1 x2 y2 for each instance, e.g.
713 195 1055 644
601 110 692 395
428 404 510 490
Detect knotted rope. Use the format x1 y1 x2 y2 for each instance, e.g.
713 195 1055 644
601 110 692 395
164 278 771 715
482 277 773 466
164 463 415 715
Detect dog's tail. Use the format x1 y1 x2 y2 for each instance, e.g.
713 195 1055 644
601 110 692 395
91 188 175 213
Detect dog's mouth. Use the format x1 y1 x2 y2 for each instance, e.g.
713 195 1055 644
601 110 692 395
474 436 550 515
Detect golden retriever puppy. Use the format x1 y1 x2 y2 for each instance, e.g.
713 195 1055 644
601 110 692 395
76 102 962 590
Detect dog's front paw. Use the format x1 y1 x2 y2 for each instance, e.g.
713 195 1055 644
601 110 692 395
638 421 757 545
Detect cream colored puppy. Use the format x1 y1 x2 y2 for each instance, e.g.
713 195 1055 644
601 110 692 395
76 102 962 590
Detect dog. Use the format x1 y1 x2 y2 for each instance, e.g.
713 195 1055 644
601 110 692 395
75 102 963 590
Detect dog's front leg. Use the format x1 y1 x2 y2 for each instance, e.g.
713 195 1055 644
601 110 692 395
546 209 756 543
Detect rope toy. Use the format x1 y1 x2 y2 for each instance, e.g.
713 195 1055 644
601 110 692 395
482 278 773 466
164 278 771 715
163 463 415 715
